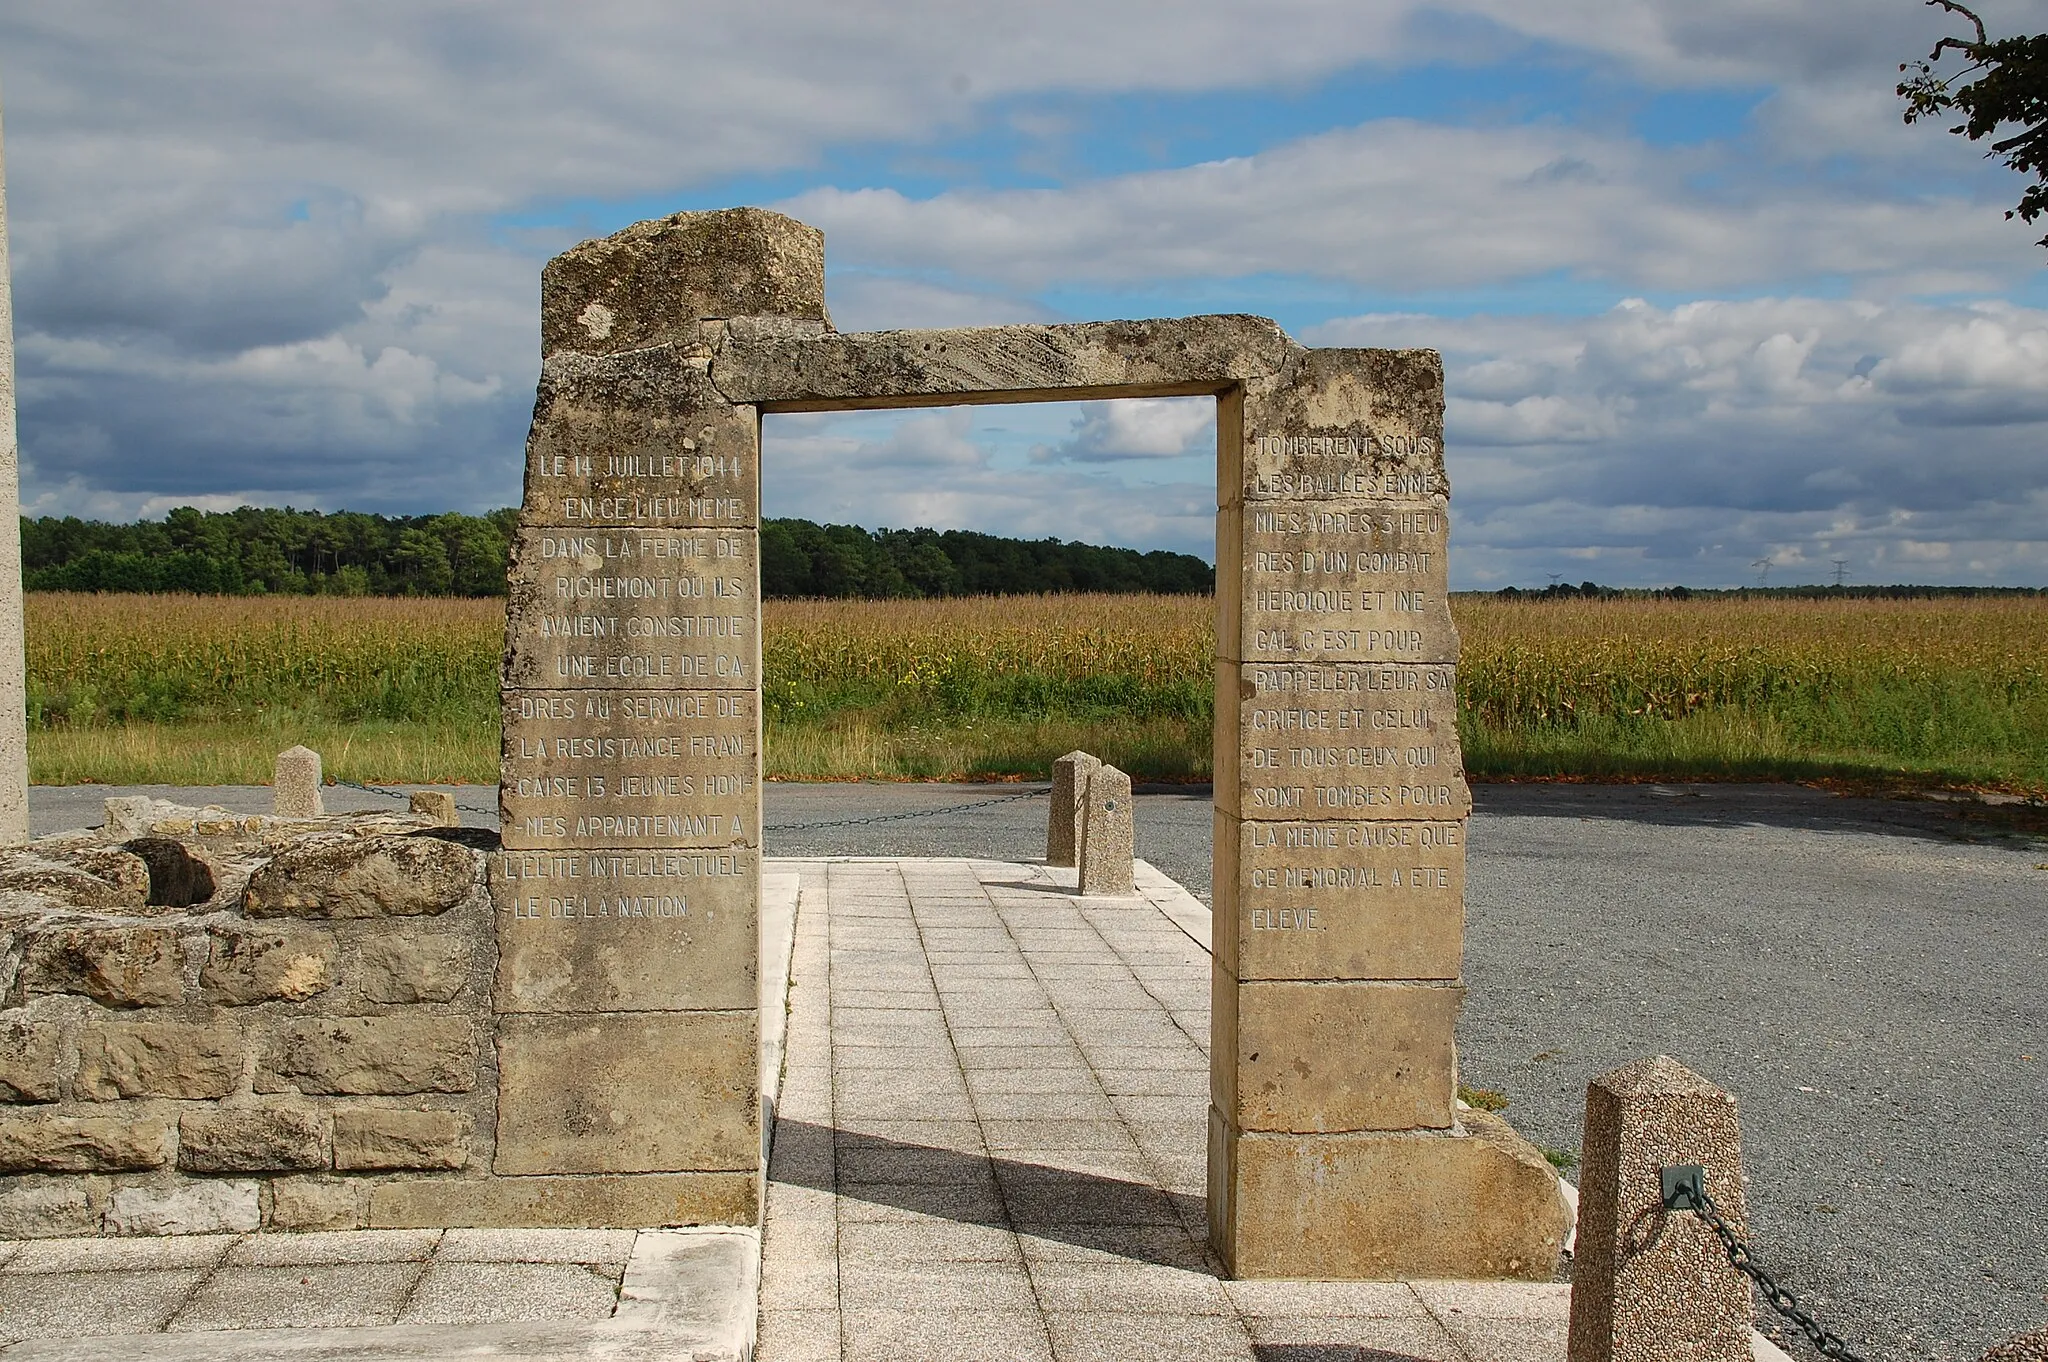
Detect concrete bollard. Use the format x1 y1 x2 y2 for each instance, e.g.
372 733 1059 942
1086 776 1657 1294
1078 763 1135 896
1567 1055 1752 1362
409 790 459 827
272 746 325 818
1046 750 1101 868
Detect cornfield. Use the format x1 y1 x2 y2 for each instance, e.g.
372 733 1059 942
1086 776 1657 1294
23 591 2048 790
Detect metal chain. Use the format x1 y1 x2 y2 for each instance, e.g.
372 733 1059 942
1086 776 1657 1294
333 778 1047 830
332 780 498 818
766 787 1047 832
1669 1185 1867 1362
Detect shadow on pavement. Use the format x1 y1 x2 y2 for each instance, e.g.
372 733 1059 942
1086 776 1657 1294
771 1118 1212 1272
1471 781 2047 847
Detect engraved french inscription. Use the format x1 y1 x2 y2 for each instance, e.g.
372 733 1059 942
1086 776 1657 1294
1244 433 1445 501
504 529 756 690
524 361 756 527
1228 501 1457 663
501 690 756 851
491 848 757 1011
1216 812 1464 981
1222 663 1471 820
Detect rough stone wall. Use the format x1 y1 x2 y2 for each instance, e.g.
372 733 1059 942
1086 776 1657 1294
0 802 498 1237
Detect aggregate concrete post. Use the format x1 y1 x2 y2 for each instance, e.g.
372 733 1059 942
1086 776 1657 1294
1208 349 1568 1278
1046 750 1100 867
0 91 27 846
272 746 324 818
1077 762 1135 896
1568 1056 1752 1362
491 209 827 1226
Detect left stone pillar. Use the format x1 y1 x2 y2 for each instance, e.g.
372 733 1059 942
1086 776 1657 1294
0 90 28 846
494 209 828 1225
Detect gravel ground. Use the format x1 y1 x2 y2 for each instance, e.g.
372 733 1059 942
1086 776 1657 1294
30 779 2046 1361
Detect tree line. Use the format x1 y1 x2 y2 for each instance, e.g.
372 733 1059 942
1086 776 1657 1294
20 507 1215 599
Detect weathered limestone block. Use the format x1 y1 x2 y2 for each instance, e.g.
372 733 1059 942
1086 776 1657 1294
542 207 828 360
357 930 472 1004
1213 660 1469 822
498 685 759 844
74 1017 243 1101
0 1175 107 1237
108 1179 259 1235
1234 348 1447 505
270 1015 477 1095
1078 764 1136 896
1046 750 1100 868
495 1012 755 1175
333 1108 470 1170
268 1174 366 1231
0 1112 171 1172
22 925 186 1007
1567 1056 1752 1362
103 796 157 840
502 538 759 709
1212 971 1459 1133
409 790 458 826
713 315 1296 410
1209 1107 1569 1279
0 1008 65 1101
512 350 758 535
272 745 324 817
1218 498 1457 666
368 1170 755 1230
178 1104 328 1172
492 848 756 1012
201 923 337 1003
1212 811 1465 981
243 834 476 919
0 839 149 907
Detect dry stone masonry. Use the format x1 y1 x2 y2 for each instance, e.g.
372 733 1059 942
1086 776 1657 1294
495 207 1567 1275
0 798 496 1238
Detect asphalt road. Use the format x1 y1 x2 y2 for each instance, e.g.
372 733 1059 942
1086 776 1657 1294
31 780 2046 1360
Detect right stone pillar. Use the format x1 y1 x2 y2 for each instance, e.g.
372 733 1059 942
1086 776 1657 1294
1209 349 1569 1278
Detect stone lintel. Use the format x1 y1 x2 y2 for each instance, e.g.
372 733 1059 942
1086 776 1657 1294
712 315 1296 409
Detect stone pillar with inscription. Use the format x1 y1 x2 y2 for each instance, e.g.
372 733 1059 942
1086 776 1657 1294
493 209 826 1227
1209 351 1570 1278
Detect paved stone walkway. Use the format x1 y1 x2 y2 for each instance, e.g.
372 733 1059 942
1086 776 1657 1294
0 1226 756 1358
756 857 1589 1362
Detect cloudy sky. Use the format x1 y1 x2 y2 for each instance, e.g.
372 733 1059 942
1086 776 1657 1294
3 1 2044 588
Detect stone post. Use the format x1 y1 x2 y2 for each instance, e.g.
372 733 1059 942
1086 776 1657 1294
1046 750 1100 867
1078 763 1135 896
1568 1056 1753 1362
409 790 459 827
0 89 28 846
272 746 324 818
492 209 827 1226
1207 350 1568 1277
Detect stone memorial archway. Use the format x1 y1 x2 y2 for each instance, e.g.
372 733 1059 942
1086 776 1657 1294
494 208 1565 1277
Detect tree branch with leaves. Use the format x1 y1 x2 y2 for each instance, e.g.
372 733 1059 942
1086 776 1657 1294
1899 0 2048 247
